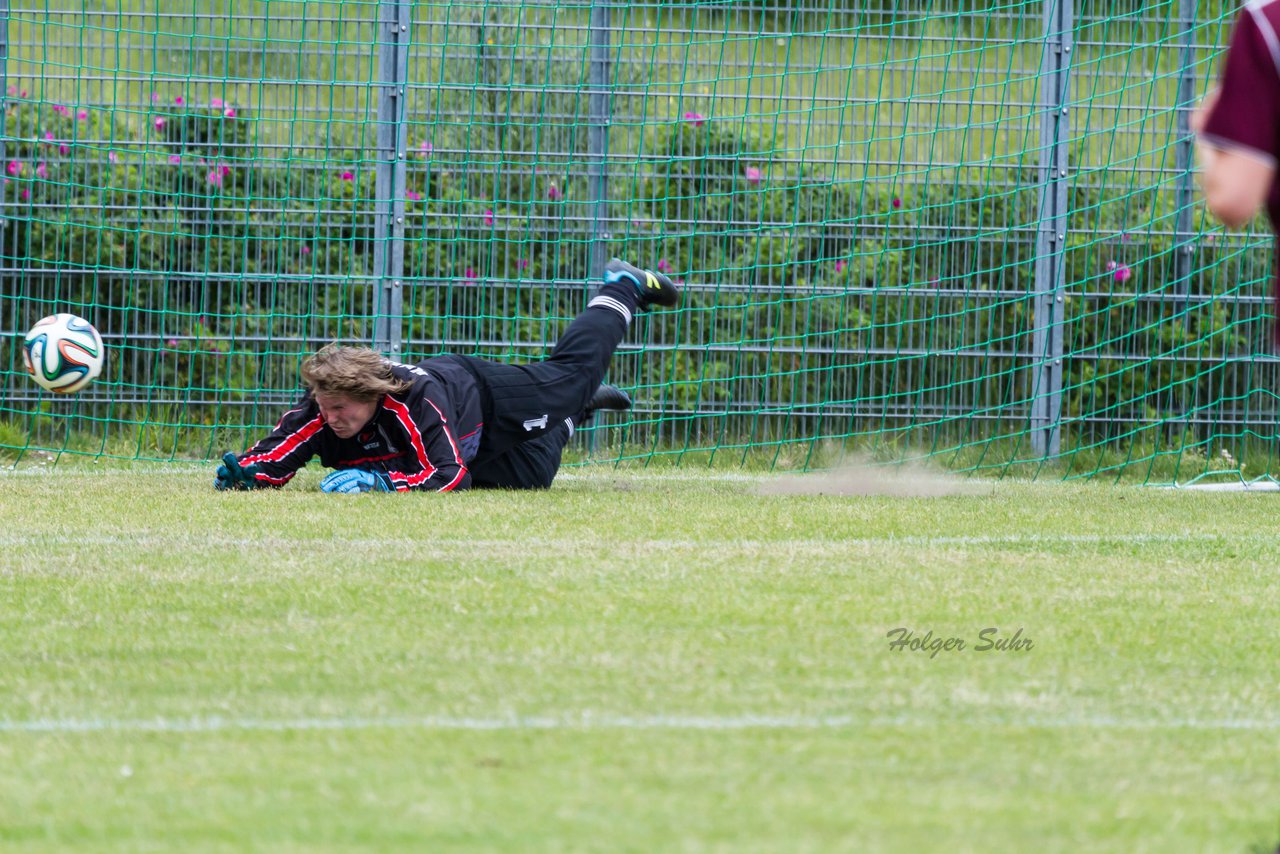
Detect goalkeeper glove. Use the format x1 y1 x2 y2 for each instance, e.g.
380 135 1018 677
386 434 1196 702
320 468 394 494
214 451 267 490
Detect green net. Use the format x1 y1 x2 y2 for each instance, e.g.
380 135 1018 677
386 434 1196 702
0 0 1270 483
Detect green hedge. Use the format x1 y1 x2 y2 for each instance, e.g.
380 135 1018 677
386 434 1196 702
0 92 1265 450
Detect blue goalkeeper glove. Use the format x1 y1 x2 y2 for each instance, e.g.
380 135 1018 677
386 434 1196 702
214 451 267 491
320 468 394 494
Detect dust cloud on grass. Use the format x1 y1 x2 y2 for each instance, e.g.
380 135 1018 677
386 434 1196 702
755 457 989 498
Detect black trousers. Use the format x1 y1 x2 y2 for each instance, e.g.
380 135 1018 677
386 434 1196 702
450 282 636 489
468 420 574 490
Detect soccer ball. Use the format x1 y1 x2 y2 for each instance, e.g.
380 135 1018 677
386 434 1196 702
22 313 106 394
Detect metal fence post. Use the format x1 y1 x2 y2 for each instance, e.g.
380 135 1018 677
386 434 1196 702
587 0 612 281
373 0 411 357
1173 0 1198 317
584 1 613 455
0 0 10 256
1032 0 1073 459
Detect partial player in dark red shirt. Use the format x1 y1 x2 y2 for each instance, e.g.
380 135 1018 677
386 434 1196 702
1198 0 1280 339
214 258 679 493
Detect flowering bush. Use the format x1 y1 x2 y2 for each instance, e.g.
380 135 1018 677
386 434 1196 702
0 90 1254 444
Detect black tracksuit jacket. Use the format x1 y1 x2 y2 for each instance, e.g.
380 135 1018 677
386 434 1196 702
235 356 483 492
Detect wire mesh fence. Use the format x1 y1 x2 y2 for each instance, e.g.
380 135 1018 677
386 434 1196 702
0 0 1272 482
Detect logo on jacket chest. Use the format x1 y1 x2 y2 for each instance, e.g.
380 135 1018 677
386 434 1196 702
357 426 398 453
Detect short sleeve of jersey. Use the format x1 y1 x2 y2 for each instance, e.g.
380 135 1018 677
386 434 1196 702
1203 7 1280 165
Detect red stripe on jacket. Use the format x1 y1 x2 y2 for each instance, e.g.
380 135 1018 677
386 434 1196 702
241 413 324 467
341 451 403 466
381 395 438 489
422 397 468 491
382 394 468 492
254 470 297 486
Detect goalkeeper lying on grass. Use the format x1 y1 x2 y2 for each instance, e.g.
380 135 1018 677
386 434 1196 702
215 258 678 493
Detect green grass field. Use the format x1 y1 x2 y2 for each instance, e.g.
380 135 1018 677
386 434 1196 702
3 464 1279 851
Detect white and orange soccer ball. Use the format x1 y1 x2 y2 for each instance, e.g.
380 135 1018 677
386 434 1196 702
22 313 105 394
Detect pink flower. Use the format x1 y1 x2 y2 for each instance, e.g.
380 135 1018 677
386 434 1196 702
76 110 87 120
301 245 311 254
219 164 230 176
166 338 179 348
43 131 53 141
7 161 21 176
35 162 46 178
835 259 846 273
1121 232 1131 242
1113 265 1132 283
108 151 117 163
58 144 69 156
892 197 902 209
207 169 222 186
20 90 26 98
19 189 29 200
5 86 13 96
1206 234 1216 244
682 111 705 126
465 267 476 280
51 105 67 116
547 182 560 200
340 171 354 181
168 154 181 165
211 98 223 107
223 108 236 118
151 93 160 103
518 258 529 269
1105 260 1117 272
657 258 672 273
484 209 494 226
744 166 762 184
419 141 432 154
153 116 166 130
930 277 941 288
174 96 184 105
406 189 422 201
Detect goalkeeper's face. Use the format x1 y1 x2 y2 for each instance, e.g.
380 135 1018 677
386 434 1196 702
315 391 378 439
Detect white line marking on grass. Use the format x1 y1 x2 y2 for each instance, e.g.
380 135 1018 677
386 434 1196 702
1160 481 1280 492
0 465 209 476
0 532 1248 553
2 712 1277 734
0 714 854 733
557 471 769 483
0 532 1246 553
0 467 773 483
871 532 1232 547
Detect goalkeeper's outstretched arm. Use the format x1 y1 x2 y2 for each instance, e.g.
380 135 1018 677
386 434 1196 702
214 397 321 490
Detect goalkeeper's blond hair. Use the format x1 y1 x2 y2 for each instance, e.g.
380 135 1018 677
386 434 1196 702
301 344 413 403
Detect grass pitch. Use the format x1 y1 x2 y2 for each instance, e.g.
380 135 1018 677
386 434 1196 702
2 464 1279 852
